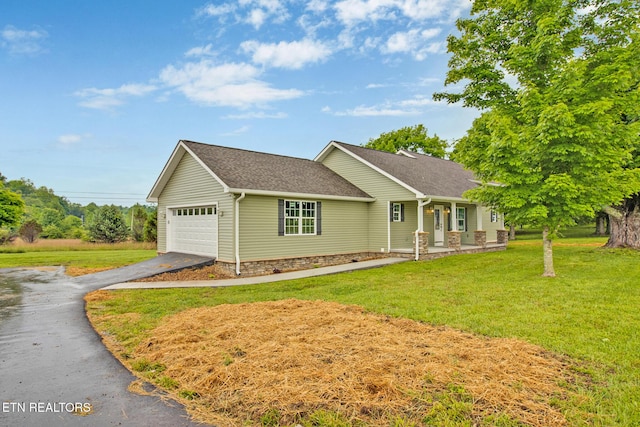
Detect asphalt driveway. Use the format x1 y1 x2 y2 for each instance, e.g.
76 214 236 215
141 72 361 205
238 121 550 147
0 253 213 427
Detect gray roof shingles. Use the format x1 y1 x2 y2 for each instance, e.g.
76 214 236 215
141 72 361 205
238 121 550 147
331 141 478 199
182 140 372 199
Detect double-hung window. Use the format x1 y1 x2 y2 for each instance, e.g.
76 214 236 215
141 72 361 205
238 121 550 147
285 200 316 235
457 207 467 231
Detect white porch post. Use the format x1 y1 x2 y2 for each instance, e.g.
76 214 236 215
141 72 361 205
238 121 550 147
450 202 457 231
476 205 483 230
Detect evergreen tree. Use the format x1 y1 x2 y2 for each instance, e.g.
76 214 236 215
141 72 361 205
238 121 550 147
87 205 130 243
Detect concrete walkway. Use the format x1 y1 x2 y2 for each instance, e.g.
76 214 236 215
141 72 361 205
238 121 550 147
103 257 409 290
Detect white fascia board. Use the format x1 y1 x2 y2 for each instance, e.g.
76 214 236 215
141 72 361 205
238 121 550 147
147 143 186 202
313 141 337 162
322 142 426 199
226 187 375 202
423 195 473 203
180 141 230 192
147 140 231 202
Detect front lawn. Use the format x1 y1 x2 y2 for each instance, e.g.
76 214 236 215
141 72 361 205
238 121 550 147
0 239 156 274
85 235 640 426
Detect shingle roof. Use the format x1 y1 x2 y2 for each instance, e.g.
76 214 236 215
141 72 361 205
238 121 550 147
329 141 478 199
182 140 372 199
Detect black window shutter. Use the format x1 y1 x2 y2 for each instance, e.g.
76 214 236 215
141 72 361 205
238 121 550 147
278 199 284 236
389 203 394 222
400 203 405 222
316 201 322 235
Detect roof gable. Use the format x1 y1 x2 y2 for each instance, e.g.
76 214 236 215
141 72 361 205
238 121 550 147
316 141 478 200
148 140 372 202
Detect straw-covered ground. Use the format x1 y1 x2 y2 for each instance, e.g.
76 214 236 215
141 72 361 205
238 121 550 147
90 296 586 426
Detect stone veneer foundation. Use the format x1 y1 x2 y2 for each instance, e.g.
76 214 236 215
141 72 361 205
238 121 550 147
212 243 506 277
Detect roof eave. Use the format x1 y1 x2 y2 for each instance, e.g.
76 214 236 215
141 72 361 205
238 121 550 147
147 140 230 201
317 141 424 198
227 187 375 202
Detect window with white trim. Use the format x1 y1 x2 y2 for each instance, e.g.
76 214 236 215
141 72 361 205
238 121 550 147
490 210 498 223
285 200 316 235
457 207 467 231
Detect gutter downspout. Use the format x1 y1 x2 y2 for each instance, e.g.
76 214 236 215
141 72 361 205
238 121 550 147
415 198 432 261
235 192 246 275
387 201 391 253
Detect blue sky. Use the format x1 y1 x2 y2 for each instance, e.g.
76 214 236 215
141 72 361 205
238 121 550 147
1 0 479 206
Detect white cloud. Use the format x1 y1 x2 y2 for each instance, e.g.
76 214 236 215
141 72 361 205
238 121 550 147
1 25 48 55
57 133 92 147
159 59 304 108
197 3 236 17
383 28 442 59
241 38 332 69
74 83 157 110
185 44 216 57
398 95 444 107
220 125 251 136
324 92 446 117
246 8 268 28
324 104 418 117
306 0 330 13
334 0 397 26
223 111 288 119
333 0 470 26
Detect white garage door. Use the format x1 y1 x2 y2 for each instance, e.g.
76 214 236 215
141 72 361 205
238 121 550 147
168 206 218 257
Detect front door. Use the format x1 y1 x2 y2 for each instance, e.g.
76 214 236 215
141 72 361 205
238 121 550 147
434 205 444 246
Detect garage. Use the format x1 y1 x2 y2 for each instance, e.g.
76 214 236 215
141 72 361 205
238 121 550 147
167 205 218 257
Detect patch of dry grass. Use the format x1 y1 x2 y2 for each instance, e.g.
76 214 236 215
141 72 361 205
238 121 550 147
125 299 581 427
10 238 156 251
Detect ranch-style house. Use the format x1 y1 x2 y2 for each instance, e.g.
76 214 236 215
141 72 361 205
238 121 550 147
147 140 507 276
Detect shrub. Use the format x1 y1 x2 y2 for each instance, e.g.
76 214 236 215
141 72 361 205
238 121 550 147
19 219 42 243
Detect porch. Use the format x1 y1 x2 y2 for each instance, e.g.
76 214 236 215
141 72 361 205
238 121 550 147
390 241 508 260
387 199 507 260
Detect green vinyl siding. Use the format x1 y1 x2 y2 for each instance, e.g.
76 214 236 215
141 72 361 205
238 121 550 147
238 195 369 261
482 208 503 242
322 148 417 252
390 201 417 250
157 152 235 261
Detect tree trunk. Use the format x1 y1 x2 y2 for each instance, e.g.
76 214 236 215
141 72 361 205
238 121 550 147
509 223 516 240
605 194 640 248
542 226 555 277
595 212 607 236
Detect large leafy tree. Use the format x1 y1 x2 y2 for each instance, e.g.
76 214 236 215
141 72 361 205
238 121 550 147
436 0 640 276
0 183 25 229
364 124 448 158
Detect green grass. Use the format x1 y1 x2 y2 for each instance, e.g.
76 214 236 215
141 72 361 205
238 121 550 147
85 234 640 426
0 239 156 270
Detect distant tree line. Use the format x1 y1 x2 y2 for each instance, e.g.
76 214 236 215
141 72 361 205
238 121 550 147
0 173 156 244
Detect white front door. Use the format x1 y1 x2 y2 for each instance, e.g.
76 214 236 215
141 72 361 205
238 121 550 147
434 205 444 247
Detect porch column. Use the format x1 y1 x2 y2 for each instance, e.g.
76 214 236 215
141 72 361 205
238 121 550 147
450 202 457 231
476 205 483 230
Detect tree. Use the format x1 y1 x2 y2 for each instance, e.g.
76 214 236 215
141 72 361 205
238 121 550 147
0 186 25 229
130 204 148 242
435 0 640 276
19 219 43 243
364 124 448 158
87 205 130 243
143 209 157 243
